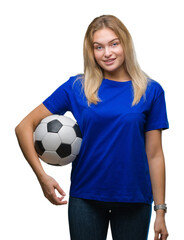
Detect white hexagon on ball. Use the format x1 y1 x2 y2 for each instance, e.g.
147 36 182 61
58 154 76 166
42 133 61 151
72 137 82 155
58 126 76 144
41 151 61 165
34 123 47 141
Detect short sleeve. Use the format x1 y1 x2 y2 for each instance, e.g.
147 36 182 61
42 79 71 115
145 91 169 132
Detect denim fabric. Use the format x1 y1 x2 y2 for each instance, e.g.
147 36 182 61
68 197 152 240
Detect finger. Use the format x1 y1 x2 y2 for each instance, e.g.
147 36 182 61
154 231 159 240
58 196 68 204
50 197 67 205
161 233 169 240
54 183 66 196
54 199 68 205
45 191 65 205
52 194 68 205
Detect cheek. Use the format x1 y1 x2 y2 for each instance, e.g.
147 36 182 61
94 51 102 63
117 47 125 59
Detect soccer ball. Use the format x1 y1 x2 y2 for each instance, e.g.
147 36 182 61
34 115 82 166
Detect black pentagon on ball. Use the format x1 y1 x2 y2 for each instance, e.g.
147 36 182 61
35 140 45 156
56 143 71 158
73 124 82 138
47 119 63 133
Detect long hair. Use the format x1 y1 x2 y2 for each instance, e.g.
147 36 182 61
77 15 150 107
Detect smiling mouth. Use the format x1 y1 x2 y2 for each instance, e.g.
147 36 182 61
103 58 116 65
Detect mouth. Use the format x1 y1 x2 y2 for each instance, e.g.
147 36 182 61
103 58 116 65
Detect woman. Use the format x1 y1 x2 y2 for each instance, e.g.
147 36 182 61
15 15 169 240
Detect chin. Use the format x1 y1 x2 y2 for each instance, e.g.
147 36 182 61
103 66 119 73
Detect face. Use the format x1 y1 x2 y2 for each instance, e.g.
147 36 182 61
93 28 125 78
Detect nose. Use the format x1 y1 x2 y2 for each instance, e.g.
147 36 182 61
104 47 112 58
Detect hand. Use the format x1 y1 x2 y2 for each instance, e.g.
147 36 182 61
154 213 169 240
38 174 67 205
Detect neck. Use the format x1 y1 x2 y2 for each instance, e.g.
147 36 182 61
104 68 131 82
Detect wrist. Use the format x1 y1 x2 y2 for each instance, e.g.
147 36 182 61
154 203 167 213
36 169 47 182
156 209 166 217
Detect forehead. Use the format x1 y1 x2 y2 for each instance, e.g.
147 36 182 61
93 28 118 44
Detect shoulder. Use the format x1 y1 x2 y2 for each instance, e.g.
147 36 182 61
146 78 165 100
66 74 84 86
58 74 84 90
61 74 85 97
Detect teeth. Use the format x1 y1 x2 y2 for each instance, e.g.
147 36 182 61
105 59 114 62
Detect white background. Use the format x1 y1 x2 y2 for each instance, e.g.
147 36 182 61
0 0 183 239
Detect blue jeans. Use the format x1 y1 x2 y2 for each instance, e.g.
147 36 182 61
68 197 152 240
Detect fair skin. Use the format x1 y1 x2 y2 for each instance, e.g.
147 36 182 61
145 129 169 240
15 27 168 239
93 27 169 239
93 27 131 82
15 104 67 205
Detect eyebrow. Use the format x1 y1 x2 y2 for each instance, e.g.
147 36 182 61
93 38 119 45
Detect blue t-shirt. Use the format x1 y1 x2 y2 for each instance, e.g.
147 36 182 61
43 75 169 205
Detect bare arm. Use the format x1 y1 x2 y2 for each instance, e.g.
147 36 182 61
15 104 51 178
145 129 169 239
15 104 67 205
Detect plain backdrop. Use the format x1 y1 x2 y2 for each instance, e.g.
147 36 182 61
0 0 183 239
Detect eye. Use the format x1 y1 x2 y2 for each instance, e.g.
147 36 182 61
94 45 103 50
111 42 119 47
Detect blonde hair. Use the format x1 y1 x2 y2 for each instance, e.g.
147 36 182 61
77 15 150 107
